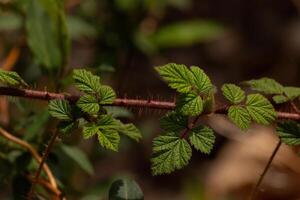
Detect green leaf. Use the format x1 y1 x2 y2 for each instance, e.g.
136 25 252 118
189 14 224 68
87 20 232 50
243 77 284 95
149 20 224 48
98 129 120 152
277 121 300 146
82 123 99 139
189 126 215 154
58 121 76 135
97 115 120 130
118 123 142 142
48 99 72 120
98 85 116 104
221 84 245 104
73 69 101 94
176 93 203 116
272 95 289 104
109 178 144 200
77 95 99 115
25 0 69 70
151 133 192 175
228 106 251 130
283 87 300 100
155 63 213 95
82 115 122 151
155 63 193 93
0 69 28 87
60 144 94 175
190 66 213 94
246 94 277 125
160 111 188 132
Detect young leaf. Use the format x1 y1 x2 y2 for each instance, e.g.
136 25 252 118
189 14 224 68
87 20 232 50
155 63 193 93
82 123 99 139
82 115 122 151
98 85 116 104
48 99 72 120
109 178 144 200
228 106 251 130
276 121 300 146
190 66 213 94
60 144 94 175
221 84 245 104
73 69 101 94
0 69 28 87
246 94 277 125
160 111 188 132
189 126 215 154
243 77 284 94
283 87 300 100
151 133 192 175
97 129 120 152
77 94 99 115
176 93 203 116
118 123 142 142
272 95 289 104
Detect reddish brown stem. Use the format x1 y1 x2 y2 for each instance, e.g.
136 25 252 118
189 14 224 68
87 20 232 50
0 87 300 120
27 130 60 200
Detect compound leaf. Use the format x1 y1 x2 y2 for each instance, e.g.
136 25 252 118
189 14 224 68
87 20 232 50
246 94 276 125
151 133 192 175
277 121 300 146
243 77 284 95
228 106 251 130
48 99 72 120
0 69 28 87
155 63 192 93
77 94 99 115
73 69 101 94
189 126 215 154
160 111 188 132
176 93 203 116
221 84 245 104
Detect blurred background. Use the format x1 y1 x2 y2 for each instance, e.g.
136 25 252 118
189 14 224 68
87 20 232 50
0 0 300 199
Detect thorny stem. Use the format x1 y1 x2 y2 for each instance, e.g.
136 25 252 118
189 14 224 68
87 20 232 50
249 139 282 200
0 87 299 120
0 128 58 191
27 130 60 200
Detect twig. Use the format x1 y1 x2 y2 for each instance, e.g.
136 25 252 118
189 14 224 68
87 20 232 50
26 175 61 197
0 127 58 190
249 139 282 200
0 87 299 120
27 130 60 200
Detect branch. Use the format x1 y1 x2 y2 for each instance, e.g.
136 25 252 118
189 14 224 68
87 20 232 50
249 139 282 200
0 87 299 120
0 127 58 191
27 130 60 200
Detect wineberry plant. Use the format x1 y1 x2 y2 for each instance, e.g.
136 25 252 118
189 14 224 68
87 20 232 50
0 63 299 199
1 1 300 199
